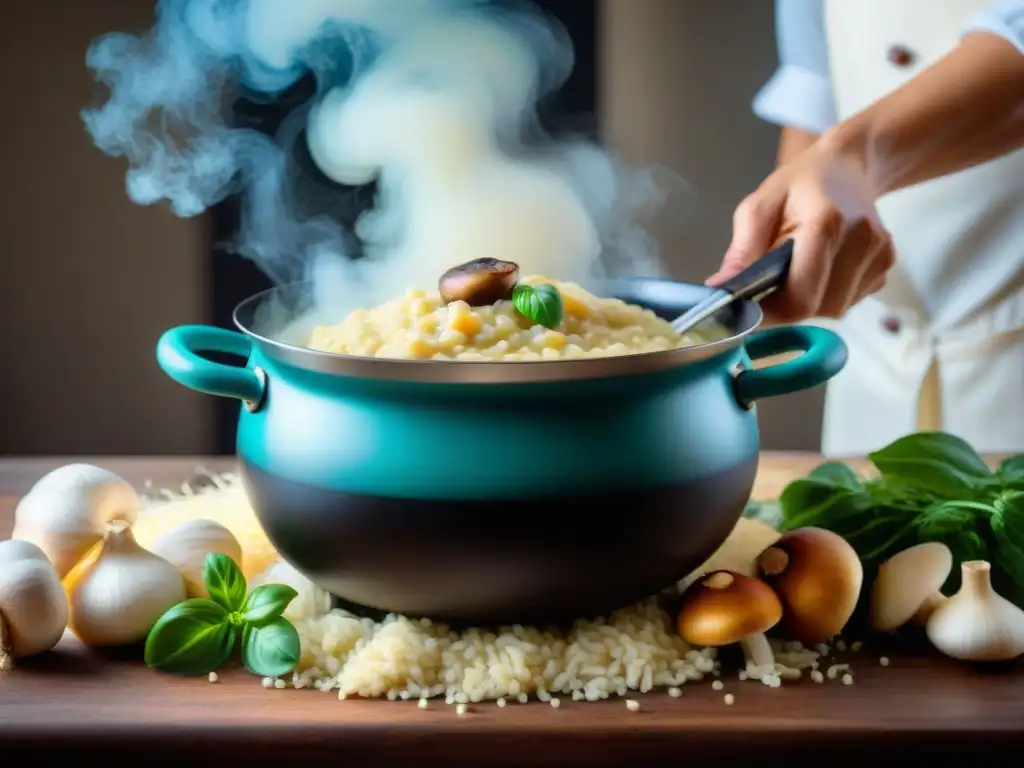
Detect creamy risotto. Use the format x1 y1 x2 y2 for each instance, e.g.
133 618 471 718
308 276 730 361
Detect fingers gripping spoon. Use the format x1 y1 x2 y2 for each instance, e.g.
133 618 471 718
670 240 794 335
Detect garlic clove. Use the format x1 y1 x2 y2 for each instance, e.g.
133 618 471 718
925 560 1024 662
13 464 140 578
145 519 243 599
252 560 331 622
64 522 186 648
0 539 69 666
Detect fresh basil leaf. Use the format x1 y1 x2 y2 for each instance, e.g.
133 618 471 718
145 598 237 676
241 617 300 678
778 479 874 531
241 584 299 627
512 283 563 329
990 491 1024 604
993 492 1024 548
868 431 995 497
998 456 1024 490
808 462 863 490
203 552 247 612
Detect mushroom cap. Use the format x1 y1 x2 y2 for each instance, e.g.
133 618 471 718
676 570 783 646
870 541 953 632
757 527 864 645
438 258 519 306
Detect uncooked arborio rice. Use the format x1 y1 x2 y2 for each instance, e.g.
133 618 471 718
135 471 820 700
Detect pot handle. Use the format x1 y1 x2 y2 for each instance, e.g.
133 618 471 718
157 325 267 412
734 325 847 407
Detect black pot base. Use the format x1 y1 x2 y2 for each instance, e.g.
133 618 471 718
241 458 757 626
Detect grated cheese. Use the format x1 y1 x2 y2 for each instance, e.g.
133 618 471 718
133 473 280 580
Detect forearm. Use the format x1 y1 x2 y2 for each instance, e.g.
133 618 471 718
821 32 1024 196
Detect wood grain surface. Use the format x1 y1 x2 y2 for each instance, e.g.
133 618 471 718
1 455 1022 765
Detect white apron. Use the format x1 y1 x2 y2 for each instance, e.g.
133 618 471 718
817 0 1024 457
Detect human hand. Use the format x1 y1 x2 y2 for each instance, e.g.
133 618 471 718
708 141 896 324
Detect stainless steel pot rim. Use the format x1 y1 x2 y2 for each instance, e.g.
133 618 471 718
232 280 764 384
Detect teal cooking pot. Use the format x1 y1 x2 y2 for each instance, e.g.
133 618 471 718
157 279 846 625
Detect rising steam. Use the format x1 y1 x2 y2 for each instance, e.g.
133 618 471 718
83 0 665 330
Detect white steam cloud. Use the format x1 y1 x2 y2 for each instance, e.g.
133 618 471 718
83 0 665 331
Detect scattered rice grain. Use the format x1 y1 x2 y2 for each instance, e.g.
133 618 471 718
208 672 219 684
711 680 724 691
724 693 735 705
810 670 824 683
842 673 854 685
550 698 561 709
456 703 468 716
851 641 863 652
880 656 890 667
826 664 849 680
138 474 823 704
625 699 640 711
668 687 682 698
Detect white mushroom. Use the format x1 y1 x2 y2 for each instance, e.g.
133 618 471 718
869 542 952 633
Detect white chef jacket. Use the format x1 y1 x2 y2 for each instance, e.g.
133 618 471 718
752 0 1024 458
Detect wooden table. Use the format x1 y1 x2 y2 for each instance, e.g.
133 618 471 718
2 455 1022 765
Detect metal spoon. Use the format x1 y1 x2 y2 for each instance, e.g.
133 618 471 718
670 240 794 335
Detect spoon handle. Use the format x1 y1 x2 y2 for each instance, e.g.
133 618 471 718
718 239 794 303
669 240 794 335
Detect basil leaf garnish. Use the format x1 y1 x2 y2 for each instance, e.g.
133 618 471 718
203 552 247 612
512 283 564 329
241 584 298 627
241 617 300 678
144 598 236 676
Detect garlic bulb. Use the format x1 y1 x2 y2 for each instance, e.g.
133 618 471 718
64 522 186 647
925 560 1024 662
13 464 140 578
0 539 68 668
145 519 243 598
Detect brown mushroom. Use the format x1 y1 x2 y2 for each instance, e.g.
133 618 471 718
677 570 783 672
756 527 863 646
438 258 519 306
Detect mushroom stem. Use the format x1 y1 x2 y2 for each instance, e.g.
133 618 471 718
910 591 948 625
0 609 12 671
739 632 775 670
758 547 789 576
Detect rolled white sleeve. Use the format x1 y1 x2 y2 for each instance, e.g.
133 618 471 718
965 0 1024 54
752 0 837 135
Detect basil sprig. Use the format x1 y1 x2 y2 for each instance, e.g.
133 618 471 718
766 431 1024 607
512 283 564 329
145 553 300 678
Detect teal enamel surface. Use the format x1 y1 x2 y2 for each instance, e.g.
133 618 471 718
156 322 847 501
734 326 848 405
237 346 759 499
157 326 265 404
